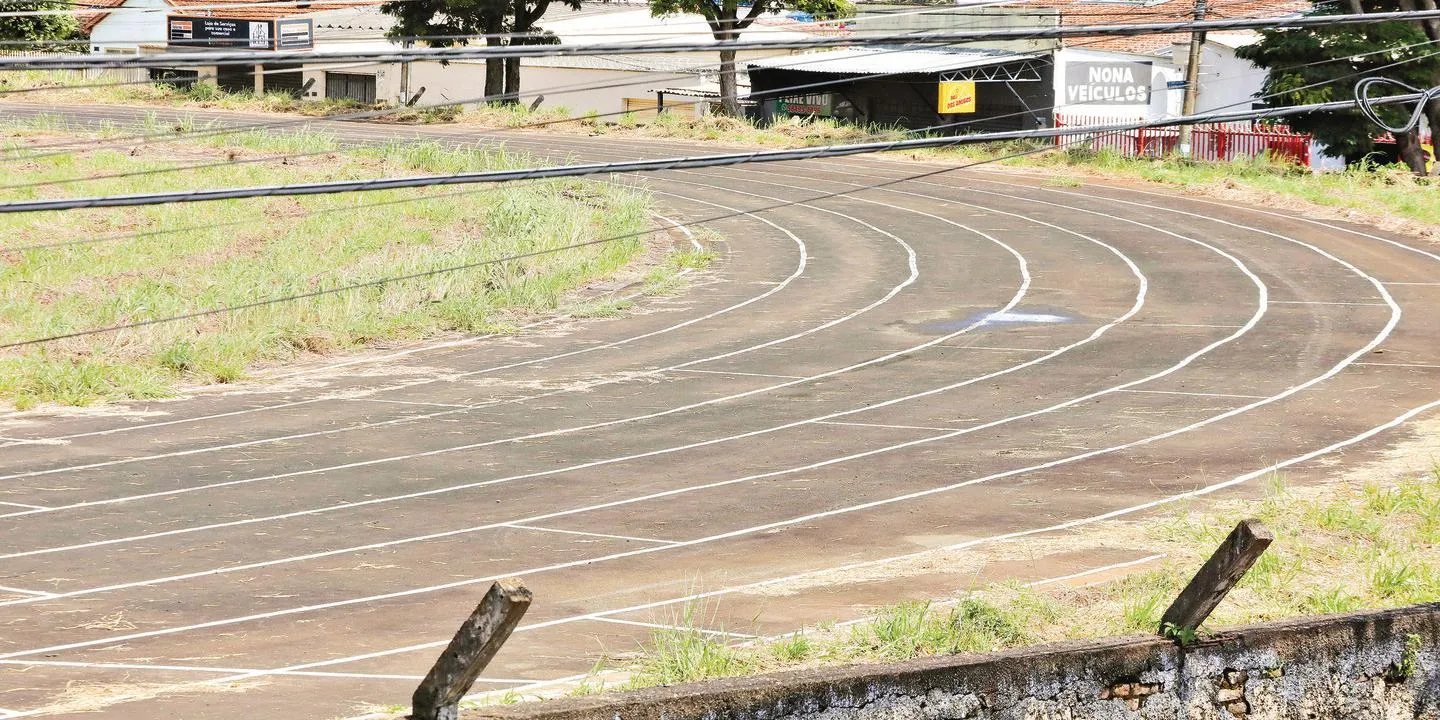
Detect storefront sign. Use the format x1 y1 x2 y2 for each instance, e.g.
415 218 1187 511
938 81 976 114
774 93 833 117
168 16 311 50
1065 61 1153 105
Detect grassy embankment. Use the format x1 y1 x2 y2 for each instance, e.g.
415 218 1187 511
544 468 1440 697
6 75 1437 235
0 116 703 410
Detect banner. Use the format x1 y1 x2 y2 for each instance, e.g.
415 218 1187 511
938 81 976 114
1065 62 1153 106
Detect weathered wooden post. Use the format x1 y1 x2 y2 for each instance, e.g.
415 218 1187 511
1158 518 1273 639
412 579 533 720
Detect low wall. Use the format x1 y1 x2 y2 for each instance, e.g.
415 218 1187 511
473 603 1440 720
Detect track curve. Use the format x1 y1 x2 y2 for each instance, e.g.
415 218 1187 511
0 104 1437 720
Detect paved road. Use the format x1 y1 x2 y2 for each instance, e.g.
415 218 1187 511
1 104 1438 719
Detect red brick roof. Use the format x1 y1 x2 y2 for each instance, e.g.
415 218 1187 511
997 0 1309 54
82 0 379 35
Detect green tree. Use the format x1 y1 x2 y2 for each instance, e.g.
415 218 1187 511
381 0 577 105
1237 0 1440 173
0 0 80 48
649 0 855 117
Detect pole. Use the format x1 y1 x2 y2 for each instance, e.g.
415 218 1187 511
1177 0 1207 158
400 40 413 106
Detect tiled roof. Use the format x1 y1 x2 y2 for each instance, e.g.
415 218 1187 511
79 0 128 34
82 0 380 35
992 0 1308 54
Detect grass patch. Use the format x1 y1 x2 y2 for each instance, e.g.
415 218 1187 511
592 467 1440 691
0 126 661 408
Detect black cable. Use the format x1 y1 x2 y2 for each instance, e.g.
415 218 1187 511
0 131 1103 350
6 10 1440 69
4 89 1433 216
1354 77 1440 134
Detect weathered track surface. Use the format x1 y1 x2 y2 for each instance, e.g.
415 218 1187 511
0 104 1437 719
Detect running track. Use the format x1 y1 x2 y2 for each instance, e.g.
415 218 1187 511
1 105 1438 719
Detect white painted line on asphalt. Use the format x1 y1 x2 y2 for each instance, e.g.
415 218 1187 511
671 368 807 380
0 501 46 510
815 420 969 432
203 396 1438 691
1026 553 1169 588
341 398 479 409
937 345 1051 352
1383 282 1440 286
592 617 757 639
503 523 679 546
0 585 55 598
1129 322 1245 329
1119 389 1269 400
1354 362 1440 369
2 213 744 448
0 659 426 681
1270 300 1388 306
0 192 819 492
0 194 944 531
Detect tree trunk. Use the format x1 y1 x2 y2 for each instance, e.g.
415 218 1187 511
484 35 504 103
504 57 521 104
718 47 740 117
1396 128 1429 173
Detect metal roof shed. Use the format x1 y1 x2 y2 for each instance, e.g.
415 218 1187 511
745 46 1054 133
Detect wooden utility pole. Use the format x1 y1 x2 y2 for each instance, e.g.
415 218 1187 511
1158 519 1273 637
1177 0 1207 158
412 580 533 720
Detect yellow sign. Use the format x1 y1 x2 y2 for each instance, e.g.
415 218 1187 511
938 81 977 114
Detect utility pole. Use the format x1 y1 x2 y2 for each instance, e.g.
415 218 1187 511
1177 0 1207 158
399 39 413 106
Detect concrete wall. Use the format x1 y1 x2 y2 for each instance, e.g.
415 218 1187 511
88 0 170 52
474 603 1440 720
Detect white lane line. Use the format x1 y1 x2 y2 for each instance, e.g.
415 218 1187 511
0 501 46 510
3 213 728 447
0 585 55 598
249 397 1439 685
815 420 968 432
502 523 679 546
0 191 820 490
1026 553 1169 588
1119 389 1269 400
1355 362 1440 368
12 209 1300 647
1270 300 1387 306
0 437 66 446
340 398 479 409
938 345 1051 352
0 659 426 681
670 368 807 380
0 191 945 521
1130 322 1244 329
0 195 1050 574
591 617 757 639
1383 282 1440 286
86 175 1419 672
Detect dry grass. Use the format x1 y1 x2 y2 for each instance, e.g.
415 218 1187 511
0 123 659 409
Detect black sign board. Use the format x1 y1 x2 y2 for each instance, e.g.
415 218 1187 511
168 16 313 50
1064 61 1153 106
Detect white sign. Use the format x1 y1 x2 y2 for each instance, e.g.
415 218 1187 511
249 21 270 49
1065 61 1153 106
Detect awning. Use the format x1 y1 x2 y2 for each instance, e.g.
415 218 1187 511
746 46 1042 77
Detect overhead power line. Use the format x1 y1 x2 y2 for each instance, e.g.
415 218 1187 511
2 90 1431 216
7 10 1440 70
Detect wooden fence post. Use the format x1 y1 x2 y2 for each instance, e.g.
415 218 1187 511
1158 518 1273 639
412 580 533 720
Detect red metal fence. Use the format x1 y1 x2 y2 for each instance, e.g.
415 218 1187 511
1054 114 1313 167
